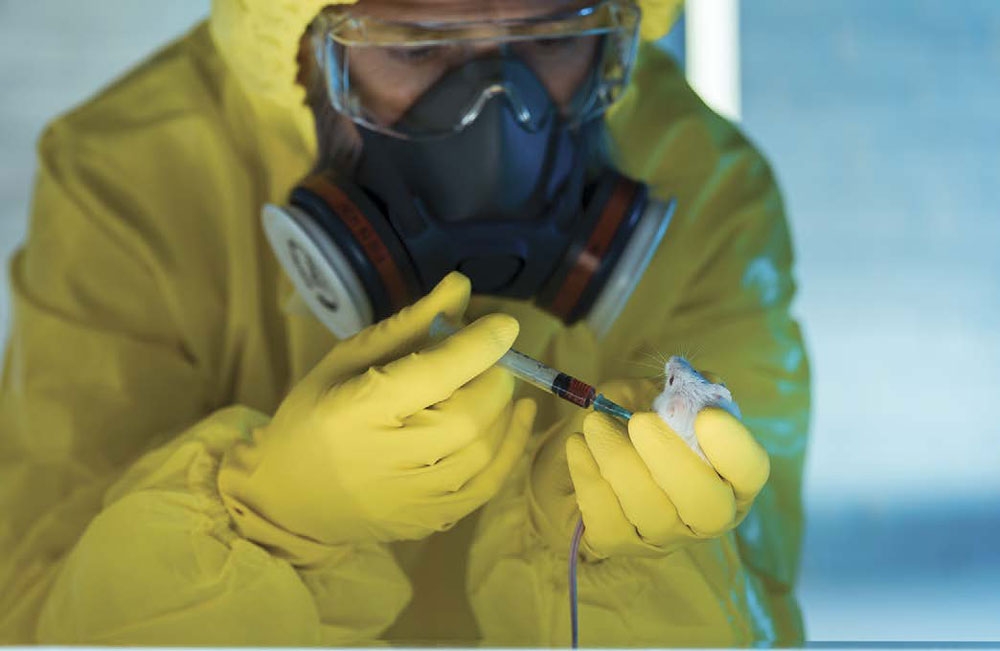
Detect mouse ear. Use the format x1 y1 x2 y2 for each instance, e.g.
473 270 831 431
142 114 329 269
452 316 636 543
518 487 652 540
707 384 734 404
699 370 726 387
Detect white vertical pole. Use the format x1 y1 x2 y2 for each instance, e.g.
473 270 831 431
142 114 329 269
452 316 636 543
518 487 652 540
684 0 742 122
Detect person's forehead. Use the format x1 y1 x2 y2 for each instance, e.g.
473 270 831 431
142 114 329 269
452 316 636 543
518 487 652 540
350 0 593 22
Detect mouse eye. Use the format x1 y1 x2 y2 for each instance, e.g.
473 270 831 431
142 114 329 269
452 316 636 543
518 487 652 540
668 375 674 386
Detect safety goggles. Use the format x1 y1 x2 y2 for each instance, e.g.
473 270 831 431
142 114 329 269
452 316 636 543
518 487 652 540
311 0 642 139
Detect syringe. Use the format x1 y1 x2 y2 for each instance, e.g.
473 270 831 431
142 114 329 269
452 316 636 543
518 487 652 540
430 314 633 422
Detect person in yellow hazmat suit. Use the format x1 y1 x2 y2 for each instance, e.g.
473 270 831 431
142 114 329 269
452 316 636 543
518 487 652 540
0 0 810 646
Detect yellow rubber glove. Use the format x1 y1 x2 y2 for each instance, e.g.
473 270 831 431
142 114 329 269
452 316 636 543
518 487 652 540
530 379 769 560
219 272 537 562
528 379 656 556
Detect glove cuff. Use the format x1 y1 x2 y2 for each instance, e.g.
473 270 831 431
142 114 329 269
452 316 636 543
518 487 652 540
219 489 355 567
218 425 355 567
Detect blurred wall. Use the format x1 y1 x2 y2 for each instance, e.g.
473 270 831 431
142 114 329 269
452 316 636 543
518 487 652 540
1 0 998 643
740 0 1000 641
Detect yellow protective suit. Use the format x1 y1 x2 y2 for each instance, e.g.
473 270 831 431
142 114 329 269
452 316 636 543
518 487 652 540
0 0 809 646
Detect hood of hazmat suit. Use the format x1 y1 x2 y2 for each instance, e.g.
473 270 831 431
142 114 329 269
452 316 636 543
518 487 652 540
0 0 810 647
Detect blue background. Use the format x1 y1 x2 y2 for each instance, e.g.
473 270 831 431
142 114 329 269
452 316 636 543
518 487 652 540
738 2 1000 641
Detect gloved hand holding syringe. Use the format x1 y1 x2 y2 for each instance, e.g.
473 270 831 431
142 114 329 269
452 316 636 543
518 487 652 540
431 314 633 423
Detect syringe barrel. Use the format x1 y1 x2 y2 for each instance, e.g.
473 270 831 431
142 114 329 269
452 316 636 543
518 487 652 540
499 346 561 394
430 314 594 407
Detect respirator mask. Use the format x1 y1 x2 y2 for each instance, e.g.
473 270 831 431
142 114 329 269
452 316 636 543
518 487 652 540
263 0 676 339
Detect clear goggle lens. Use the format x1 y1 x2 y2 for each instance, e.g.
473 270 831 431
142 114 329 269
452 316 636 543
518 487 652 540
312 0 641 139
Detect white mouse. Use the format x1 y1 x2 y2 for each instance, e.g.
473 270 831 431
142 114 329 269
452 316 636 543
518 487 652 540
651 356 742 462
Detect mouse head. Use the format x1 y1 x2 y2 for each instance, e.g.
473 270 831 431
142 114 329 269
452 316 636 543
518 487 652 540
664 356 705 390
655 355 741 425
663 355 733 403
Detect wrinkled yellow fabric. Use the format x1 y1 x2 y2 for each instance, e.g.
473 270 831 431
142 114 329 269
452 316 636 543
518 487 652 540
0 8 808 651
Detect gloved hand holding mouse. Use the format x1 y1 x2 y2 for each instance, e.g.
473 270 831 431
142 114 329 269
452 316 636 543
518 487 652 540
218 272 536 563
529 372 769 560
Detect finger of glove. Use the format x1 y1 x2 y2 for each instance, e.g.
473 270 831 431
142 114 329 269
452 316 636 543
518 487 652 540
581 412 684 547
412 402 510 495
397 366 514 467
374 313 519 420
401 369 515 490
530 424 576 507
565 434 665 559
695 408 770 508
425 398 536 525
527 416 589 539
527 427 579 546
628 412 737 537
315 272 471 382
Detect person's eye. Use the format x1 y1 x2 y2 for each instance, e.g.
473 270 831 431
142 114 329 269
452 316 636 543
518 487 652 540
531 37 579 53
387 46 442 63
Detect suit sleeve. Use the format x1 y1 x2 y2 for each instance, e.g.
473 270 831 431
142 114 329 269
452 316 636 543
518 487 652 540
0 120 410 644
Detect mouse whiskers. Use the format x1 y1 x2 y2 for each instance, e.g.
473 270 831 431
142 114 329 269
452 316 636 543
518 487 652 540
623 348 670 381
